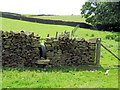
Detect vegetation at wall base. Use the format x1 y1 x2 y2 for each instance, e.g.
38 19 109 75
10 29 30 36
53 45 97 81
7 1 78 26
2 65 118 88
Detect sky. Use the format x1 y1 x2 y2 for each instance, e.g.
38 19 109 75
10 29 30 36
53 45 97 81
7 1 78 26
0 0 87 15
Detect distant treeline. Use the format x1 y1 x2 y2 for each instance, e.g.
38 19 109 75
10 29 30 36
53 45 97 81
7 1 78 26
1 12 92 29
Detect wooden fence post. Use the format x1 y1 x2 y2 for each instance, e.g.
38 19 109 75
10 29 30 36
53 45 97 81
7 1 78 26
96 38 101 65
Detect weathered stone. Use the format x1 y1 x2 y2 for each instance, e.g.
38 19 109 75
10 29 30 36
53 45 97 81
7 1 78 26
45 32 97 67
2 31 41 67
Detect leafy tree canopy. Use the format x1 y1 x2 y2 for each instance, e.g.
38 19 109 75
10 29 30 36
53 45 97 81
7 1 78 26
81 1 120 31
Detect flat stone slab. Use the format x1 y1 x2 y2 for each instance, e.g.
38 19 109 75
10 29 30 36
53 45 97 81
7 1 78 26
86 38 97 43
35 60 50 64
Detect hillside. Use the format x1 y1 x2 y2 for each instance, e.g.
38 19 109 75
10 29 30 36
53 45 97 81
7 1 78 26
1 12 92 28
23 15 86 23
1 17 119 88
1 17 73 38
1 17 119 64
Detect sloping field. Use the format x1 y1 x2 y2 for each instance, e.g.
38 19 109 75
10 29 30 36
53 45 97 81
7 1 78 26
1 17 73 38
1 17 119 66
2 13 91 28
25 15 86 23
1 17 119 88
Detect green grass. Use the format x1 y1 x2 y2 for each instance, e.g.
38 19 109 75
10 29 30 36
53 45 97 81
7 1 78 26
1 17 73 39
2 65 118 88
24 15 86 23
1 17 119 88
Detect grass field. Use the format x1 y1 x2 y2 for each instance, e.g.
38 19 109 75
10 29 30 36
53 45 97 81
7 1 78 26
1 17 120 88
2 65 118 88
1 17 73 39
23 15 86 23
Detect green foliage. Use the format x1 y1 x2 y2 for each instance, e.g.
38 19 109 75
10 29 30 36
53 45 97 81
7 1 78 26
91 34 94 37
81 1 120 31
86 34 88 36
105 34 118 40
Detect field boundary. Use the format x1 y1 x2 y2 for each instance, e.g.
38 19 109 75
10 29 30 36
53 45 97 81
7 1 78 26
1 12 92 29
44 32 98 67
1 30 99 67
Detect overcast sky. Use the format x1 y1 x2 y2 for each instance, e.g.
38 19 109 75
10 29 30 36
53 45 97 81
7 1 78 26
0 0 87 15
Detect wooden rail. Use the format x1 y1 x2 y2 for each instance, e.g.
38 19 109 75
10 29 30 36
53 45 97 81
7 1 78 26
101 43 120 61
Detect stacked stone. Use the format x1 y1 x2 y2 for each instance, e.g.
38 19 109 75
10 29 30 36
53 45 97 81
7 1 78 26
1 30 41 67
0 31 1 67
45 32 97 67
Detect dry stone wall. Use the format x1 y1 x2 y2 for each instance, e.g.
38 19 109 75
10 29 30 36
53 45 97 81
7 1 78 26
1 30 97 67
2 12 92 29
1 30 41 67
45 32 97 67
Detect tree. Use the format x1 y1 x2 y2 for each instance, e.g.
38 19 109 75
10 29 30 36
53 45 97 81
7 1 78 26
81 1 120 32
